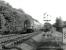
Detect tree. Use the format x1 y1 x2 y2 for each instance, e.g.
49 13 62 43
0 0 33 34
53 17 63 32
63 21 66 27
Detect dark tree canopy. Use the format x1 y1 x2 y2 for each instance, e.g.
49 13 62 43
53 17 63 32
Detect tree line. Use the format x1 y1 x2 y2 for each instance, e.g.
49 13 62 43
0 0 32 34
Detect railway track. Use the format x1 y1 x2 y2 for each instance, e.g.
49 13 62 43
0 31 42 49
0 34 27 43
0 31 63 50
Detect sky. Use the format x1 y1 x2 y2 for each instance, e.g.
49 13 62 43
3 0 66 24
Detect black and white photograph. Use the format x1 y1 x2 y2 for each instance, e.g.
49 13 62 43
0 0 66 50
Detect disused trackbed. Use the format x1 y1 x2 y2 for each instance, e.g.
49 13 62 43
0 31 42 47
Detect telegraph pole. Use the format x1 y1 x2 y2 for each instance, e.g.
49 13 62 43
43 13 52 32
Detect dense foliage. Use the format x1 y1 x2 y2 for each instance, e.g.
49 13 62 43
53 17 63 32
0 0 33 34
